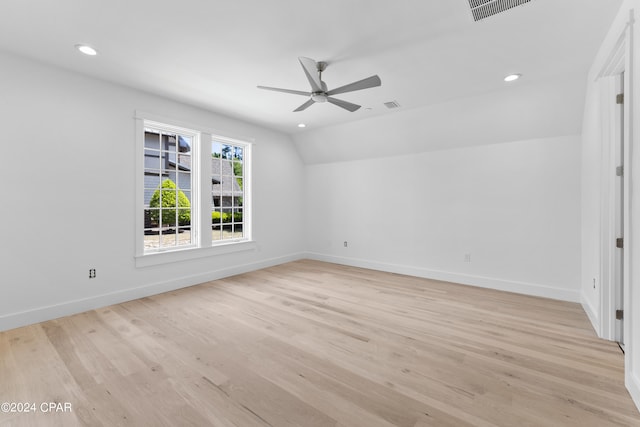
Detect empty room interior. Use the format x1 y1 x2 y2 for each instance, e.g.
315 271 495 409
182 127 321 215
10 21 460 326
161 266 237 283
2 0 640 426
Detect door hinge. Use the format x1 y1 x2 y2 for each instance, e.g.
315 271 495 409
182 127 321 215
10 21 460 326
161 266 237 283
616 309 624 320
616 93 624 104
616 238 624 249
616 166 624 177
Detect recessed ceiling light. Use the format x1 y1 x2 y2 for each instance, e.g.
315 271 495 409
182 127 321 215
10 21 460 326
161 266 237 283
504 74 521 82
75 44 97 56
297 123 306 128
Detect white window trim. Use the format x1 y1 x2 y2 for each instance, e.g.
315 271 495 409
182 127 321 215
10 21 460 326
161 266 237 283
135 241 257 268
134 111 254 267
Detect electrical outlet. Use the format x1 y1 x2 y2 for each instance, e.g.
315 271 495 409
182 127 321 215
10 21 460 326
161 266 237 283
89 269 96 279
464 253 471 262
344 241 348 248
593 277 596 289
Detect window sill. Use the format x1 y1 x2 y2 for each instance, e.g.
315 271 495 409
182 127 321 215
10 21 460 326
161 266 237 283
135 240 257 268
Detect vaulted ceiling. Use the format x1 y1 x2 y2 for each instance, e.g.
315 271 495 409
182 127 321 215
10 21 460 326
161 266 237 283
0 0 622 162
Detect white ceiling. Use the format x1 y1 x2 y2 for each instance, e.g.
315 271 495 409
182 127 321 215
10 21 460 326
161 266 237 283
0 0 622 160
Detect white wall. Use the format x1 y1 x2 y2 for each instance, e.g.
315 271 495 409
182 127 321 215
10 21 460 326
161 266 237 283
305 135 582 301
0 52 306 331
581 0 640 411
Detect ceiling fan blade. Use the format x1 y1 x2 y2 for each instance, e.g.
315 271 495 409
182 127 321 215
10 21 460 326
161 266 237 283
327 75 381 96
257 86 310 96
327 97 361 112
298 57 323 92
293 98 315 112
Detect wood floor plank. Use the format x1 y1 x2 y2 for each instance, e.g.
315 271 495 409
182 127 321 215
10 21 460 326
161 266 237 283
1 259 638 426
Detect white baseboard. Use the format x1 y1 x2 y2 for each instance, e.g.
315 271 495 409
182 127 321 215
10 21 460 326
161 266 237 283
627 371 640 414
304 252 581 302
0 252 305 332
580 294 601 336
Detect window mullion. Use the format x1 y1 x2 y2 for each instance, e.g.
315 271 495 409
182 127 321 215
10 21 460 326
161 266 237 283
199 132 212 248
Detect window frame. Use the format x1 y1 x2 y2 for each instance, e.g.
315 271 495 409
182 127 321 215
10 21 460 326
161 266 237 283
142 122 199 253
210 135 251 245
135 111 254 267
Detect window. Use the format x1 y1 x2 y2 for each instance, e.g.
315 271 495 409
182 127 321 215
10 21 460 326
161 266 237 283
143 125 196 251
136 112 252 264
211 139 246 242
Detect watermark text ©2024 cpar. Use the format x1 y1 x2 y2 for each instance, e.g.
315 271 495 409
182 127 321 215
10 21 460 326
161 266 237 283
1 402 72 414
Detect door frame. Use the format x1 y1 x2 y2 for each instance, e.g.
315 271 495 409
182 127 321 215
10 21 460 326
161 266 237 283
597 17 631 346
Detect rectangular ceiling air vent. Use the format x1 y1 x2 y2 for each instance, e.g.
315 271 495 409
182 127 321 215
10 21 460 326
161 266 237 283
384 101 401 109
468 0 531 22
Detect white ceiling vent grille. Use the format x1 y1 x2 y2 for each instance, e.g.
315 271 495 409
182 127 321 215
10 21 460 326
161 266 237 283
468 0 531 21
384 101 401 109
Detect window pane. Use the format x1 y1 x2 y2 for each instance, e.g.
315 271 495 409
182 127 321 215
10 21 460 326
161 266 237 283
211 141 222 157
233 208 243 224
177 208 191 227
164 151 177 166
221 144 232 160
144 185 161 206
144 170 162 182
221 159 233 176
146 209 159 227
177 153 192 170
182 190 191 205
144 232 159 250
178 135 192 154
144 149 161 170
160 151 172 170
160 230 177 248
233 146 243 161
162 134 177 151
177 172 191 190
177 227 192 246
144 131 160 149
212 207 222 242
220 208 232 240
232 160 242 177
160 207 177 227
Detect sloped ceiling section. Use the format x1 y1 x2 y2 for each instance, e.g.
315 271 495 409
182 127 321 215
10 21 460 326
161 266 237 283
293 74 586 164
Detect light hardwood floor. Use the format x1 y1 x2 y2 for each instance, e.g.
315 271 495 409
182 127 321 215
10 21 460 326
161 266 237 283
1 260 638 426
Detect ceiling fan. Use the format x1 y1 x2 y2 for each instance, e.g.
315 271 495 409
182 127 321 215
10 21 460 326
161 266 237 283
257 57 381 112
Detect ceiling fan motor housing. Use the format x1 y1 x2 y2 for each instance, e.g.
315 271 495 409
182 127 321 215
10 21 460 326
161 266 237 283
312 80 329 102
311 92 328 103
